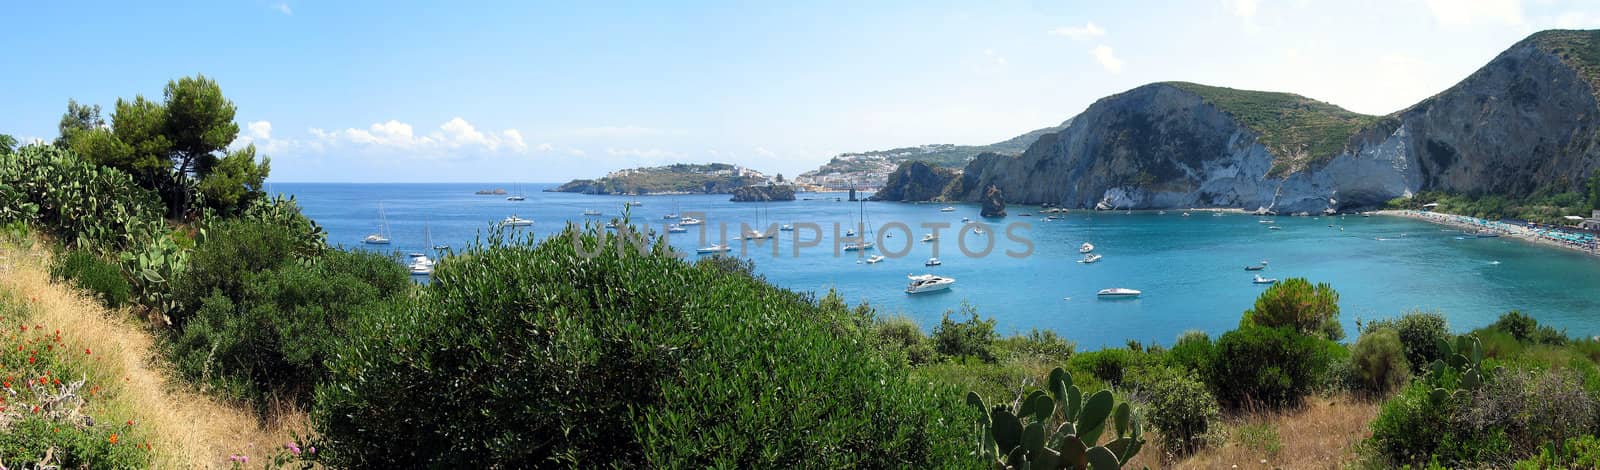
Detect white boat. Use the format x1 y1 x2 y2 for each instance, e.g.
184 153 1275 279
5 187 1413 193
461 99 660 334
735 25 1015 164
961 217 971 223
506 183 527 201
925 257 942 266
779 224 794 231
843 197 874 251
1096 288 1141 298
667 224 688 233
1182 212 1191 217
843 240 875 252
1252 275 1279 284
1079 242 1095 254
696 244 732 254
433 244 450 250
502 215 533 227
409 261 433 275
906 274 955 294
845 229 857 237
1268 226 1282 231
604 222 618 230
864 255 885 264
973 227 985 235
363 202 392 244
678 217 703 226
1259 219 1275 224
921 233 938 243
744 229 773 240
583 209 602 216
1080 253 1102 264
940 206 955 212
663 213 679 219
626 201 643 207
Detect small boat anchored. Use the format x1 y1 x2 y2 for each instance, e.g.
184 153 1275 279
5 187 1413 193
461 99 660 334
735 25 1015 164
678 217 703 226
1244 264 1266 271
502 215 534 227
864 255 886 264
906 274 955 294
921 233 938 243
940 206 956 212
1252 275 1279 284
1097 288 1141 298
667 224 688 233
1079 242 1095 254
1079 253 1102 264
925 257 942 266
696 244 732 254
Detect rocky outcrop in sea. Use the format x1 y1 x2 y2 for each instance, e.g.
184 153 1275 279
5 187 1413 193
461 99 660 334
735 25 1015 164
730 185 797 202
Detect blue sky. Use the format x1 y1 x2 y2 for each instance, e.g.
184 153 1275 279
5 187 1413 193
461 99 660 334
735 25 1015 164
3 0 1599 182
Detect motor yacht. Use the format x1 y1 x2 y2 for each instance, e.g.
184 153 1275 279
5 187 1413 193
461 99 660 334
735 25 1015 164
502 215 534 227
906 274 955 294
678 217 703 226
1096 288 1141 298
696 244 732 254
1080 253 1102 264
1079 242 1095 254
925 257 942 266
1253 275 1279 284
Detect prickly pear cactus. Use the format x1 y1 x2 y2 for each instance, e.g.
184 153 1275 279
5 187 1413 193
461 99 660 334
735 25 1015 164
1424 335 1505 404
968 367 1147 469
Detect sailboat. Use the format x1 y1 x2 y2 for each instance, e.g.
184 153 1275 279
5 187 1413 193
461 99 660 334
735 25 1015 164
843 198 875 252
506 183 526 201
409 222 435 276
363 203 392 245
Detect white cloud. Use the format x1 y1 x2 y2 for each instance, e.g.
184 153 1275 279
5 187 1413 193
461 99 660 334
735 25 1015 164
568 148 587 156
1424 0 1523 26
1231 0 1259 18
1090 45 1124 73
1047 22 1106 40
247 120 272 140
310 118 530 157
272 2 292 15
569 126 679 138
536 142 555 152
754 147 776 158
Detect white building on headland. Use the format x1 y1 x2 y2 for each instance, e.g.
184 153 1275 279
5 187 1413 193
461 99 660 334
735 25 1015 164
1581 210 1600 231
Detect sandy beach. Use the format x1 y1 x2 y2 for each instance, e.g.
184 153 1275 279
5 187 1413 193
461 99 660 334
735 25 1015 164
1376 209 1600 258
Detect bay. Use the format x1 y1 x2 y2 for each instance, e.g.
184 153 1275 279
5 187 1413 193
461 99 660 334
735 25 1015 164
276 182 1600 348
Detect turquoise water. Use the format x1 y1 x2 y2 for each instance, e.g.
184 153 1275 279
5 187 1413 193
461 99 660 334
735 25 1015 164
277 182 1600 348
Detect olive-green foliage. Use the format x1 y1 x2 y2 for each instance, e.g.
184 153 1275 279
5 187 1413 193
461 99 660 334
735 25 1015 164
51 249 131 309
54 99 103 147
313 224 971 468
171 249 408 409
171 219 301 328
1241 277 1343 341
1513 435 1600 469
875 316 938 366
1459 367 1598 458
967 367 1147 469
1069 348 1143 387
196 145 270 216
1001 328 1078 362
0 134 15 155
1490 310 1568 346
1396 189 1595 225
1164 330 1214 375
1125 364 1219 457
1209 325 1336 409
933 305 998 363
1363 311 1450 373
1351 328 1412 395
1162 81 1380 175
1368 379 1487 465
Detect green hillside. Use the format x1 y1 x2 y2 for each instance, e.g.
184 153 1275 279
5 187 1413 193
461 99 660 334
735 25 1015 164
1528 29 1600 97
551 163 767 195
1164 81 1381 175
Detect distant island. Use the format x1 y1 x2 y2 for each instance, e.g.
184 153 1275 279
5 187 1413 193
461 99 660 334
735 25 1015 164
792 121 1068 191
549 163 786 196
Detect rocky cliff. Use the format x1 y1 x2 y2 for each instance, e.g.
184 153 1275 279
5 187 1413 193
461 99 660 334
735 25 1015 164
877 29 1600 213
729 185 797 202
868 161 958 202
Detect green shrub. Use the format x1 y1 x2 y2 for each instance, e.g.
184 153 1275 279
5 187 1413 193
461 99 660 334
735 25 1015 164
169 249 408 409
1368 381 1464 465
1351 328 1412 396
171 219 301 327
1460 367 1598 458
1209 325 1334 409
1165 330 1215 375
1240 277 1343 341
1069 348 1141 387
1513 435 1600 469
313 225 971 468
875 316 937 365
51 249 131 309
1363 311 1449 372
0 145 166 253
1490 311 1568 346
999 328 1076 362
1127 364 1220 457
932 305 997 363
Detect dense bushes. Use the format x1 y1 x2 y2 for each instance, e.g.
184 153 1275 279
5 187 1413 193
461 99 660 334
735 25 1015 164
312 226 972 468
1363 311 1449 372
1126 364 1219 457
0 145 166 252
932 306 997 363
1491 310 1568 345
170 247 408 408
875 316 938 365
1070 347 1142 386
1209 325 1337 409
1351 328 1411 395
51 249 131 309
1240 277 1344 340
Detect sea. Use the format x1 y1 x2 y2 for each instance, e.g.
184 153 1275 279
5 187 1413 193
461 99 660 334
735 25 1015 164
275 182 1600 348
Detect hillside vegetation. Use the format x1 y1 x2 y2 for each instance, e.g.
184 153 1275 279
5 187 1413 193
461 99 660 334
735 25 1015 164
551 162 767 195
1164 81 1381 175
1530 29 1600 98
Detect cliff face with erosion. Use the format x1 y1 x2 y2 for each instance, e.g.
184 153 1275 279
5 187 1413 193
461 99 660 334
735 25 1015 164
875 30 1600 212
729 185 797 202
868 161 959 202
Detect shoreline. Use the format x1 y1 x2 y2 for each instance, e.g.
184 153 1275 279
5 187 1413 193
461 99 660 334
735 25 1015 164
1375 209 1600 258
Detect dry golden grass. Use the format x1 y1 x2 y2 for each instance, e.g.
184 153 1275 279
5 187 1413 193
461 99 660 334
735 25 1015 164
0 239 306 468
1161 394 1381 469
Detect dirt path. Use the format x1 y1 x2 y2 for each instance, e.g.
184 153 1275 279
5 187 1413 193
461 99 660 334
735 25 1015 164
1 240 306 468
